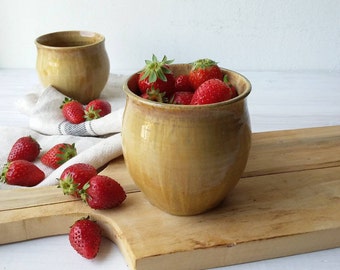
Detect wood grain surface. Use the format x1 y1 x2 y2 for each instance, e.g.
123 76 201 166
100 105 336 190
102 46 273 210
1 126 340 270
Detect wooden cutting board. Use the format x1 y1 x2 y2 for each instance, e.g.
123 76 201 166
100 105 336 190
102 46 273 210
1 126 340 270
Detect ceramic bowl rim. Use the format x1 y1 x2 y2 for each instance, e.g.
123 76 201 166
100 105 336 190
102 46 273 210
35 30 105 49
123 66 252 110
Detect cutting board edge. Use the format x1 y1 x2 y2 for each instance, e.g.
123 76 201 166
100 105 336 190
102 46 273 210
133 226 340 270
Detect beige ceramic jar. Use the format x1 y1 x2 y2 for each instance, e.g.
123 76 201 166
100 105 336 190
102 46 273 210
122 64 252 216
35 31 110 104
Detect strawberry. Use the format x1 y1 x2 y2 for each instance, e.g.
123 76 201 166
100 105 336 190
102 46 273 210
138 54 176 97
80 175 126 210
69 216 101 259
141 87 167 103
84 99 111 120
223 74 238 98
60 97 85 124
41 143 77 169
58 163 97 197
7 136 41 162
1 160 45 187
189 58 223 90
174 74 194 92
190 78 234 105
170 91 194 105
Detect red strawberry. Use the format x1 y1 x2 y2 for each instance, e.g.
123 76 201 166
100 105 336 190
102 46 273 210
190 78 234 105
1 160 45 187
80 175 126 210
175 74 194 92
41 143 77 169
7 136 41 162
58 163 97 197
141 87 167 103
84 99 111 120
223 74 238 98
138 54 176 97
69 216 101 259
170 91 194 105
60 97 85 124
189 58 223 90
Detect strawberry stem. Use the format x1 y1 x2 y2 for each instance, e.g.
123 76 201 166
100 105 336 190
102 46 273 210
60 97 74 109
0 163 9 183
144 87 167 103
140 54 174 83
57 174 79 195
79 182 90 203
56 143 77 165
191 58 218 70
84 106 101 120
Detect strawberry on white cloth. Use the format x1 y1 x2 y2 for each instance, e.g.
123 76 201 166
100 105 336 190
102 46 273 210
16 74 127 136
0 74 128 189
0 127 122 189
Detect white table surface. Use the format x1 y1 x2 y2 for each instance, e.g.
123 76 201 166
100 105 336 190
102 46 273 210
0 69 340 270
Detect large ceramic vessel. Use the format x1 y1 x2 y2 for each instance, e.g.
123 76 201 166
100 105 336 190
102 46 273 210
122 64 252 216
35 31 110 104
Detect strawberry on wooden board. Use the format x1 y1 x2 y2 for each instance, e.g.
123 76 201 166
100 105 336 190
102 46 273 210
174 74 194 92
69 216 102 259
189 58 223 90
80 175 126 210
138 54 176 97
190 78 234 105
1 160 45 187
58 163 97 197
84 99 111 120
60 97 85 124
170 91 194 105
41 143 77 169
7 136 41 162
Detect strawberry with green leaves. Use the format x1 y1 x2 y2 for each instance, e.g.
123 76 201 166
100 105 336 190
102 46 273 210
41 143 77 169
60 97 85 124
84 99 111 120
58 163 97 197
190 78 234 105
189 58 223 90
138 54 176 97
1 160 45 187
69 216 102 259
80 175 126 210
7 136 41 162
141 87 167 103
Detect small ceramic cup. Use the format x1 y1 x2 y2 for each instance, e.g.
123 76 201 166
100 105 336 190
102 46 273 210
122 64 252 216
35 31 110 104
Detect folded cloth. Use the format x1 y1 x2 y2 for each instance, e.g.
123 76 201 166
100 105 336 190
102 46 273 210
16 74 127 136
0 74 129 190
0 127 122 190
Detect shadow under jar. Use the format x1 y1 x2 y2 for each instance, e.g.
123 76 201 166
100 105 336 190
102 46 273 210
122 64 252 216
35 31 110 104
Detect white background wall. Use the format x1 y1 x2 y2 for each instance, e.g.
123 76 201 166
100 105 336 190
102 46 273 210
1 0 339 73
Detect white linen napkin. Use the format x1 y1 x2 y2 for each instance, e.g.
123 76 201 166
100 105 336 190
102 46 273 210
0 127 122 189
16 74 127 136
0 74 128 190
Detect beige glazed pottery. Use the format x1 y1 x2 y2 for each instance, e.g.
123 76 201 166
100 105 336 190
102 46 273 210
122 64 252 216
35 31 110 104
